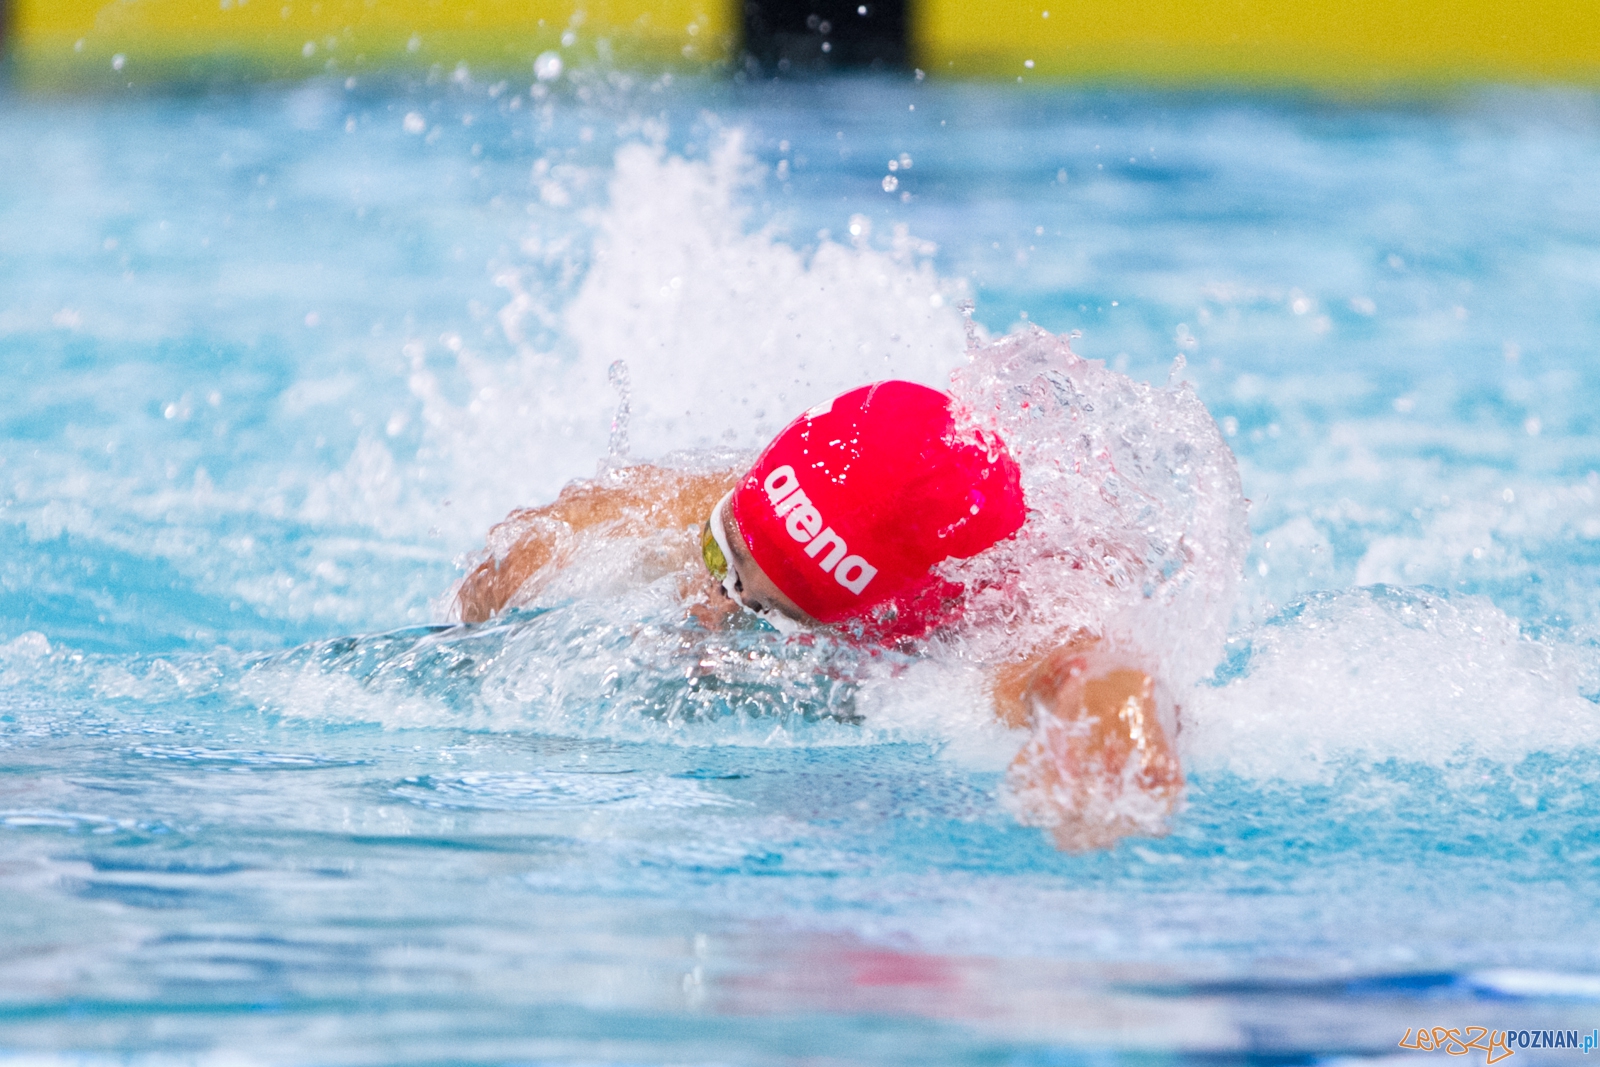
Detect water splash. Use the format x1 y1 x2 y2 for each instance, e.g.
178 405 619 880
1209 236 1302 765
606 358 632 463
1184 586 1600 780
945 327 1250 699
410 131 971 547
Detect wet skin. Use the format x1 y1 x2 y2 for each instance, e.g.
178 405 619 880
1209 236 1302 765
454 464 1182 851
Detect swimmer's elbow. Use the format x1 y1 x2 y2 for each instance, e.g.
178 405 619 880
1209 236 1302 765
454 565 499 624
454 550 532 624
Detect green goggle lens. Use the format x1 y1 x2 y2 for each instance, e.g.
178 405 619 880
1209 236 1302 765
701 521 728 580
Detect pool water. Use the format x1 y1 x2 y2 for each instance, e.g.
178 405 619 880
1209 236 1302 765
4 70 1600 1064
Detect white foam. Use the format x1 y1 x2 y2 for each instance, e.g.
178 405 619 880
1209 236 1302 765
236 652 460 730
409 131 970 545
1184 587 1600 780
1356 479 1600 591
851 656 1024 771
0 631 50 661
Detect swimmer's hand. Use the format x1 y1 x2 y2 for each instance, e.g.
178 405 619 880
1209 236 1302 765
997 645 1182 852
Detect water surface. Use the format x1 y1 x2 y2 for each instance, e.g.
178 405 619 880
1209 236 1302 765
3 72 1600 1064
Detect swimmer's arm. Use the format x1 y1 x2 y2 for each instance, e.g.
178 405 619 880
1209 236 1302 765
992 641 1182 852
454 464 739 623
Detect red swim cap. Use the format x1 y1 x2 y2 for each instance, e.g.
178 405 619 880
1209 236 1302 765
731 380 1026 631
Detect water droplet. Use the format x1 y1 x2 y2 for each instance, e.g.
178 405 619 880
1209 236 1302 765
882 175 899 192
534 51 563 81
607 360 632 460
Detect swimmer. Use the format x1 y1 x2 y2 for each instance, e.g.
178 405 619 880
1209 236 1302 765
453 380 1182 851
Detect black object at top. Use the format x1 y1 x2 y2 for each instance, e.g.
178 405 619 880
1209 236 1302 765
741 0 907 73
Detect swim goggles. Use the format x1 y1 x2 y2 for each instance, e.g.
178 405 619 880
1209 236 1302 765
701 496 730 582
702 490 739 598
700 490 799 635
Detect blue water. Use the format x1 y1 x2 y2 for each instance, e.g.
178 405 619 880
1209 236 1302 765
4 70 1600 1064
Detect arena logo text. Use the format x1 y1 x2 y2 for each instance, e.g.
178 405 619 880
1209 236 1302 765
763 466 877 595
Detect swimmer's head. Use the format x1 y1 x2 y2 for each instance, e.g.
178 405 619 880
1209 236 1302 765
711 380 1026 634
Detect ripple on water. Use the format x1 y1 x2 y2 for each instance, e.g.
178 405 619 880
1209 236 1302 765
390 770 740 812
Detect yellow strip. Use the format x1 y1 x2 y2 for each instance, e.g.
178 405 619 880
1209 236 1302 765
917 0 1600 87
11 0 734 90
12 0 1600 88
